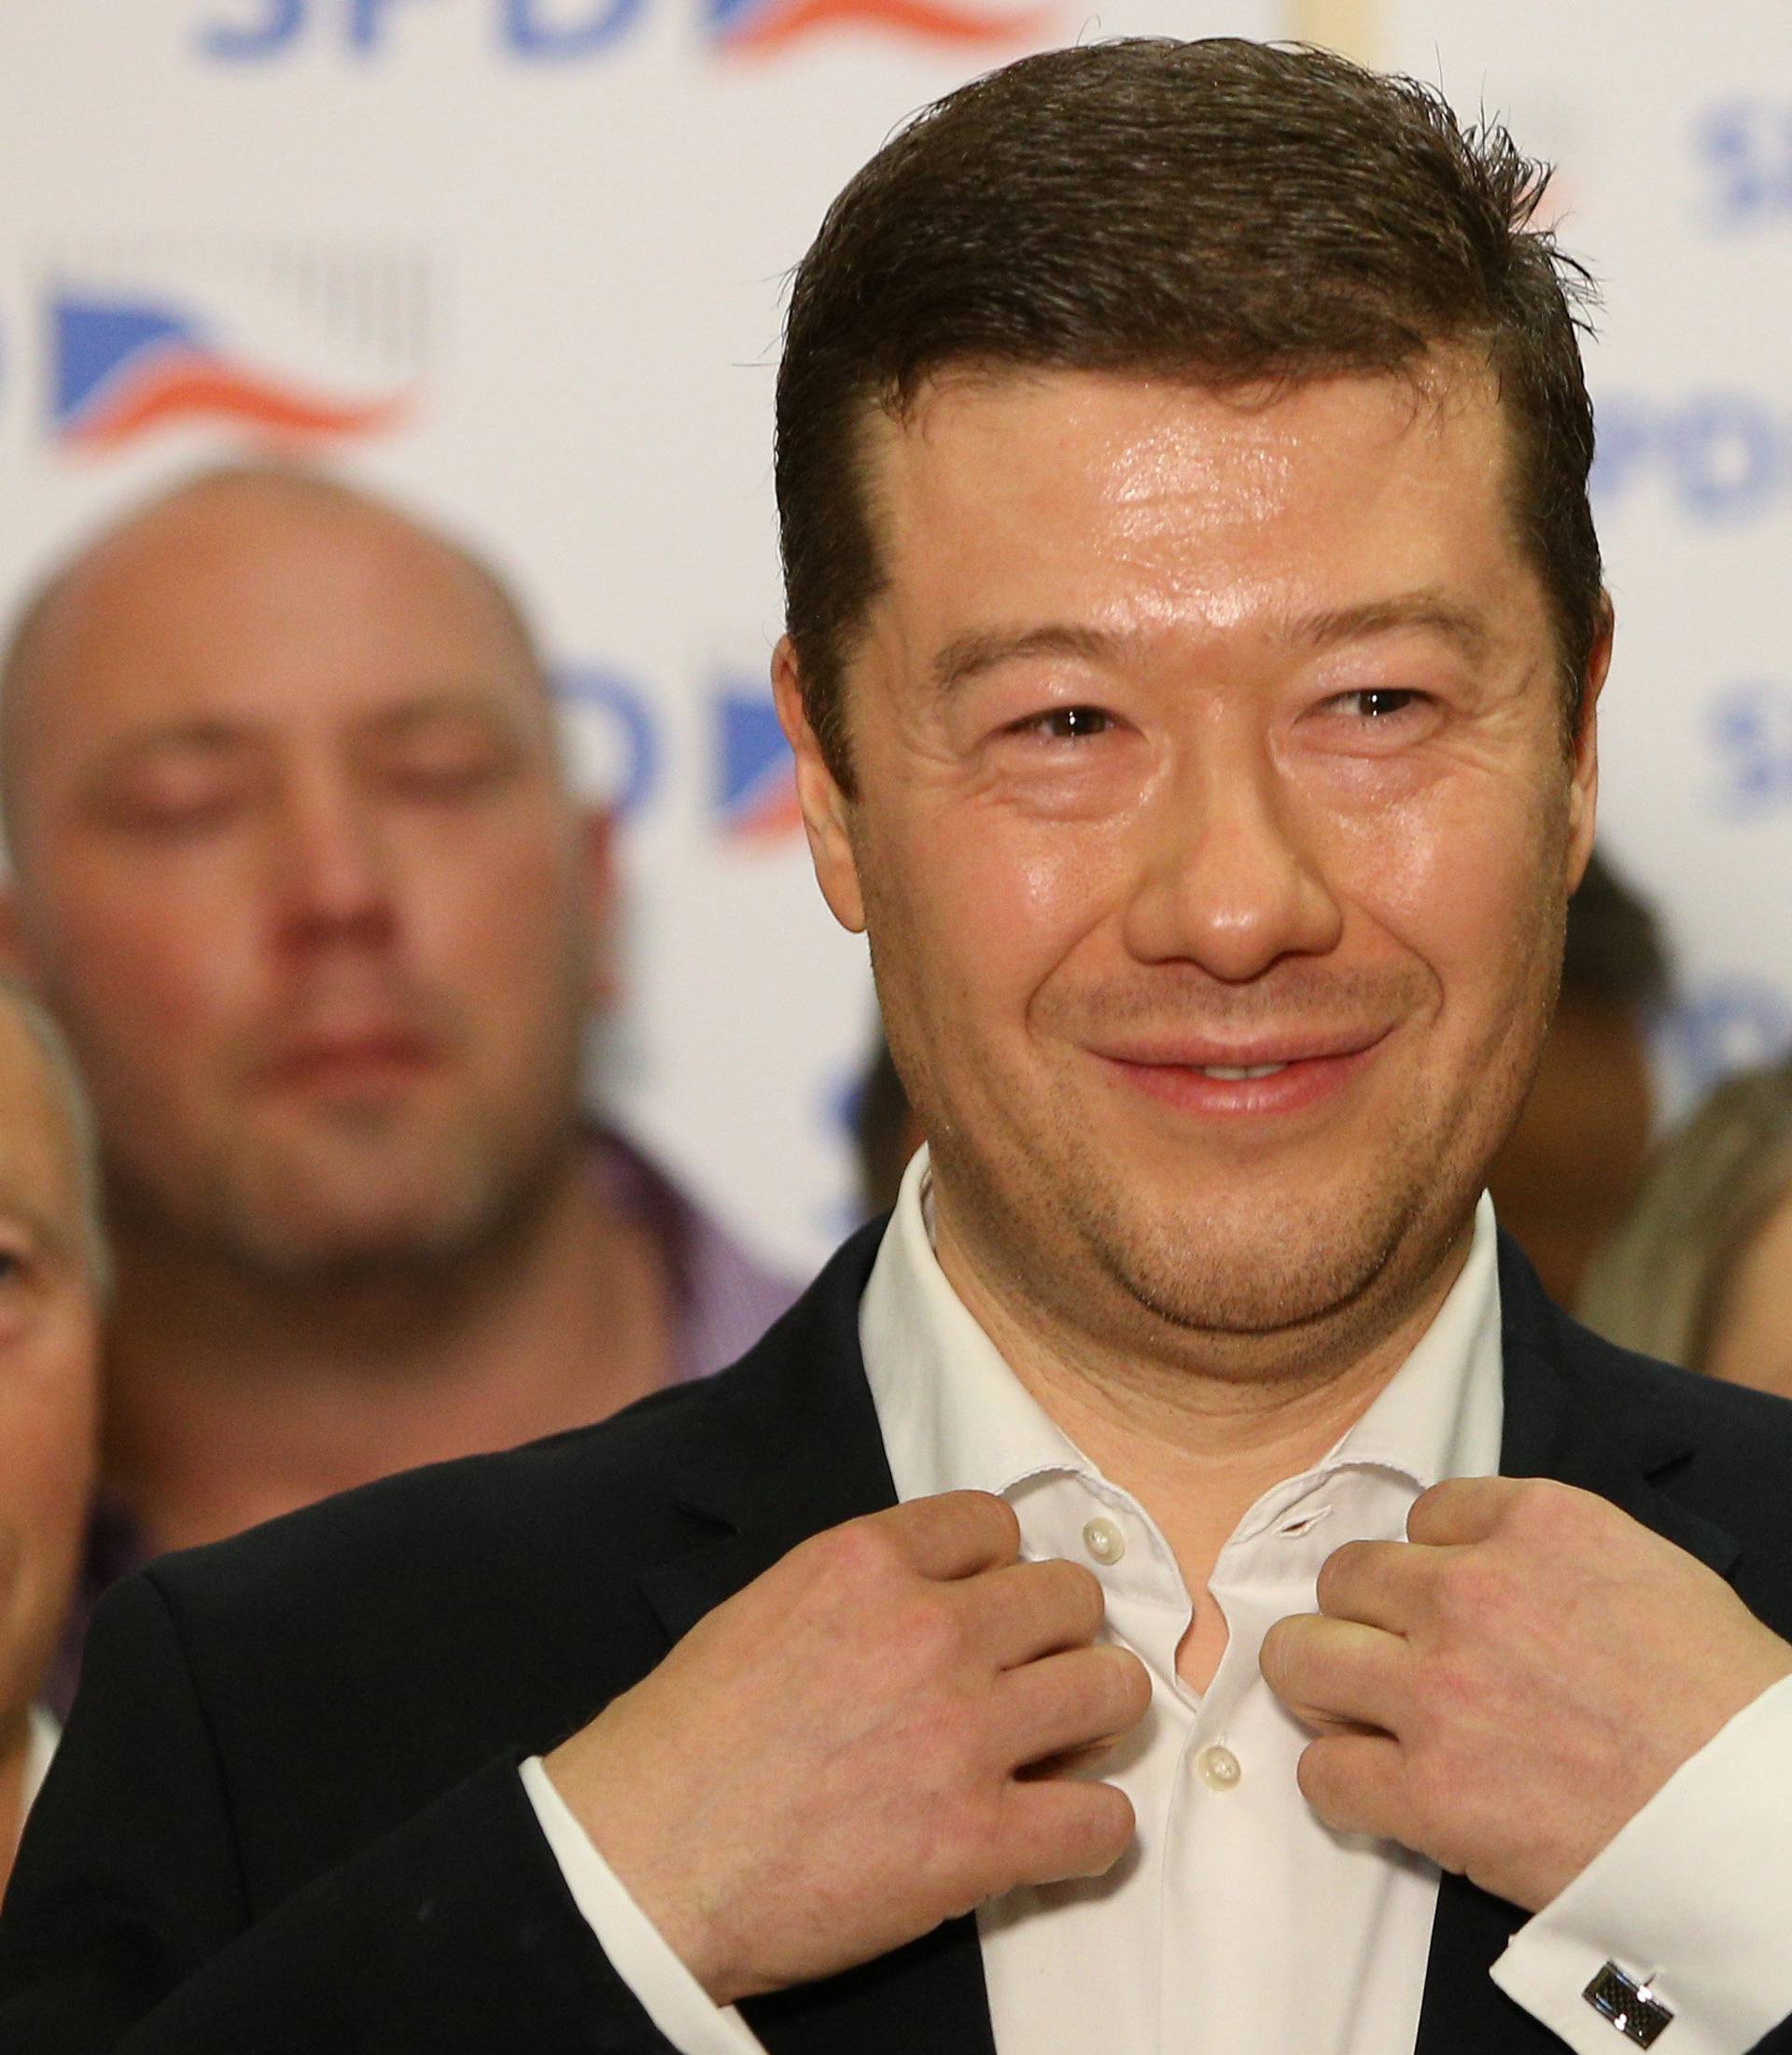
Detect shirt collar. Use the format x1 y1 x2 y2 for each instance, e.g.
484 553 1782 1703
20 1703 58 1826
860 1146 1504 1517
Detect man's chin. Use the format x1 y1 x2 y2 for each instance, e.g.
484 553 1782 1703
1069 1182 1430 1344
213 1171 504 1282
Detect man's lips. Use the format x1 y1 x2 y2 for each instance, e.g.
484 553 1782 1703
1089 1029 1392 1116
258 1030 442 1091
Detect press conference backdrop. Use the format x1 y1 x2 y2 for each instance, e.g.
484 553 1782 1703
0 0 1788 1276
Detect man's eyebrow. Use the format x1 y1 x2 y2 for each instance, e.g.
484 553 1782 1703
360 687 523 739
88 719 257 781
931 623 1126 694
1285 592 1494 663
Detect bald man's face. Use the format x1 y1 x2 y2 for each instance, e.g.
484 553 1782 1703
0 1004 98 1735
2 485 608 1279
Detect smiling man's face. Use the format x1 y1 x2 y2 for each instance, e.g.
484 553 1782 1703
779 359 1603 1369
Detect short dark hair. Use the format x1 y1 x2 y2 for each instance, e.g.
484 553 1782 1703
775 36 1602 789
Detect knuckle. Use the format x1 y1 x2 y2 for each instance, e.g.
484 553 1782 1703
929 1785 1008 1907
1087 1645 1152 1730
979 1491 1025 1556
1412 1644 1481 1724
1294 1738 1335 1813
1087 1780 1137 1864
1315 1541 1365 1614
944 1489 1020 1560
1434 1555 1509 1630
1054 1560 1107 1639
1505 1477 1586 1545
900 1683 989 1794
889 1589 968 1673
818 1514 903 1587
1258 1615 1304 1688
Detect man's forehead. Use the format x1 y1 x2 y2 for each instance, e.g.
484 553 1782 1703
857 356 1521 622
9 489 546 748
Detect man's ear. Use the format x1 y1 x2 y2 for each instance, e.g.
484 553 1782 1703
574 807 622 1012
1565 597 1611 893
772 636 865 935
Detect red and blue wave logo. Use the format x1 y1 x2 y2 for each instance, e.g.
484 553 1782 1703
707 0 1056 57
718 692 804 845
52 293 407 453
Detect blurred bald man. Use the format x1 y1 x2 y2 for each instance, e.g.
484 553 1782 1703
0 979 103 1897
0 468 798 1700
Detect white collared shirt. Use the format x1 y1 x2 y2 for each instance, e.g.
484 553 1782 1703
22 1705 57 1815
525 1148 1792 2055
7 1705 60 1874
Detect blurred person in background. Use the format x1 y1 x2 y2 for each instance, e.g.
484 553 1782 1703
1578 1056 1792 1397
0 979 103 1898
1485 846 1669 1304
0 467 799 1706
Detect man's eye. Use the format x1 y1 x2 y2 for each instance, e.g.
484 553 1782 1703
385 758 504 798
1342 689 1421 720
103 787 243 834
1029 706 1112 741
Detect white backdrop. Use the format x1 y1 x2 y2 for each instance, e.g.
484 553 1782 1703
2 0 1789 1277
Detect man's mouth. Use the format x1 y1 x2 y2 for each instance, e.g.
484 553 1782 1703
1087 1029 1393 1115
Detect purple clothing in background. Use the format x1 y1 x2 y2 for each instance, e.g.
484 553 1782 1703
48 1126 805 1717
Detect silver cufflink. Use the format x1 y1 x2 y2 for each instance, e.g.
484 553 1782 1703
1584 1963 1673 2048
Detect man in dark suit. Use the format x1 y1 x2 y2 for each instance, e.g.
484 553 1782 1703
7 35 1792 2055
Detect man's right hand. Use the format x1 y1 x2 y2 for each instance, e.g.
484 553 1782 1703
544 1489 1150 2006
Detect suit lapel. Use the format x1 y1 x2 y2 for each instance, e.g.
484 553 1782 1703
651 1224 1741 2055
1413 1236 1742 2055
634 1218 1001 2055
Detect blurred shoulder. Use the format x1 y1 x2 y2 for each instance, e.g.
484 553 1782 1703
141 1339 744 1648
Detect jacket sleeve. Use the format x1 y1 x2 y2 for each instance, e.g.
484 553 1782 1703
0 1572 681 2055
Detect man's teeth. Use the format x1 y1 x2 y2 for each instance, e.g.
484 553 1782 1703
1198 1063 1289 1080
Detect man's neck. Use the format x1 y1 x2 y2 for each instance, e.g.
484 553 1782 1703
933 1204 1472 1605
101 1146 676 1557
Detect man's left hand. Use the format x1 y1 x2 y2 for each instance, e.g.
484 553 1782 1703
1258 1476 1792 1910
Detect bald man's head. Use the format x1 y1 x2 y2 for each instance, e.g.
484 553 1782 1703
0 466 553 871
0 465 612 1284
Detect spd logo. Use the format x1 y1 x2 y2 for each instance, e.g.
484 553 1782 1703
193 0 1057 61
1709 679 1792 820
555 667 803 846
53 296 404 452
1696 100 1792 231
46 242 431 456
1593 389 1789 526
715 687 801 842
706 0 1054 57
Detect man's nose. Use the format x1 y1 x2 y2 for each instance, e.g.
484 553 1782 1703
270 774 399 950
1119 738 1343 982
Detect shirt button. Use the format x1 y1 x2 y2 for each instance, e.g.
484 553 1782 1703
1082 1517 1126 1565
1197 1745 1242 1792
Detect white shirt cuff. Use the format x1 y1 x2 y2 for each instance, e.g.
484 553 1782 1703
1492 1671 1792 2053
518 1755 767 2055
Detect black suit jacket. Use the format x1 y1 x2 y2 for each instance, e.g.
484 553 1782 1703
4 1223 1792 2055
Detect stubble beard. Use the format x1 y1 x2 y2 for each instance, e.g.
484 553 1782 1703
105 1062 587 1296
910 986 1549 1387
